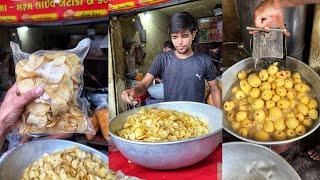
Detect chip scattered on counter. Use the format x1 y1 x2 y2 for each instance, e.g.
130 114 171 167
11 39 93 134
118 108 209 142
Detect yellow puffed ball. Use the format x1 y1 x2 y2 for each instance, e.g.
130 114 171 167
295 113 305 122
275 78 285 87
223 101 235 111
241 119 255 128
227 111 236 122
252 99 265 110
286 129 297 139
238 99 248 111
232 86 240 94
261 90 273 101
263 121 275 133
286 117 299 129
259 69 269 81
274 119 286 131
275 70 288 79
273 131 287 141
237 70 248 80
266 100 276 109
303 118 313 128
248 74 262 88
297 104 309 116
308 99 318 109
235 90 246 99
267 64 279 75
254 131 270 141
249 88 261 99
231 121 241 131
267 75 276 83
276 87 287 97
253 109 266 123
236 111 247 121
259 82 272 90
269 107 282 120
284 78 294 89
300 96 310 105
292 72 301 79
295 125 307 136
286 89 297 100
238 127 249 137
277 98 290 109
240 79 252 95
308 109 318 120
272 95 281 102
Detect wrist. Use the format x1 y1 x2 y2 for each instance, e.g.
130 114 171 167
271 0 283 9
0 112 10 137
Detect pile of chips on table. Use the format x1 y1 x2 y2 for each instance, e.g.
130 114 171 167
16 52 90 134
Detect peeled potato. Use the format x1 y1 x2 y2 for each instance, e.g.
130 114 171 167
223 101 235 112
263 121 274 133
259 69 269 81
286 89 297 99
252 99 264 110
261 90 273 101
249 88 261 99
308 99 318 109
269 107 282 120
236 111 247 121
284 78 294 89
235 90 246 99
273 131 286 141
297 104 309 116
231 121 241 131
276 87 287 97
274 119 286 131
286 117 299 129
292 72 301 79
308 109 318 120
238 127 249 137
254 131 270 141
260 82 272 90
253 109 266 123
267 75 276 83
268 63 279 75
303 118 313 128
286 129 297 139
274 78 284 87
295 125 307 136
248 74 262 87
266 100 276 109
237 70 247 80
277 98 290 109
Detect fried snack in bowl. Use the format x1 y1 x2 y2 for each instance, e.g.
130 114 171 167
117 108 209 142
223 62 319 143
16 52 89 134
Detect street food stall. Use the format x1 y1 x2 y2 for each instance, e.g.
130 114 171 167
108 0 222 179
0 0 117 179
222 0 320 179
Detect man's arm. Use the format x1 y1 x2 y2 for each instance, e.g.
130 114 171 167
254 0 320 36
121 73 155 104
208 80 222 109
276 0 320 7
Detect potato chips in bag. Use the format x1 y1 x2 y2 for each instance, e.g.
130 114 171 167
11 38 94 134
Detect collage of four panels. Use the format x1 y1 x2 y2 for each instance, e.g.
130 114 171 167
0 0 320 179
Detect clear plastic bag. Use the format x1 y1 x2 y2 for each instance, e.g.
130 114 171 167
10 38 95 135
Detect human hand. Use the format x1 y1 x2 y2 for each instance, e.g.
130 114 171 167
121 88 138 105
252 0 290 36
0 83 43 135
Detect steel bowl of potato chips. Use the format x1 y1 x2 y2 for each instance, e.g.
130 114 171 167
109 101 222 169
0 140 109 179
222 57 320 145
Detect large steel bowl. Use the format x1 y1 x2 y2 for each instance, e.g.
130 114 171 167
0 140 108 179
223 142 301 180
109 101 222 169
222 57 320 145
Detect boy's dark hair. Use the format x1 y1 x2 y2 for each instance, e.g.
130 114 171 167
169 12 197 34
163 40 174 49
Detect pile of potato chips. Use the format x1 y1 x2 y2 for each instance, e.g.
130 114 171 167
118 108 209 142
16 52 89 134
21 147 109 180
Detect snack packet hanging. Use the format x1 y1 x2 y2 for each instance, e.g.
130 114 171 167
11 38 95 135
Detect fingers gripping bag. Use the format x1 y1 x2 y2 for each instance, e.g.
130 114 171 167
10 38 95 135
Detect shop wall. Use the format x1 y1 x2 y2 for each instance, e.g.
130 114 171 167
139 11 169 74
0 29 11 52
